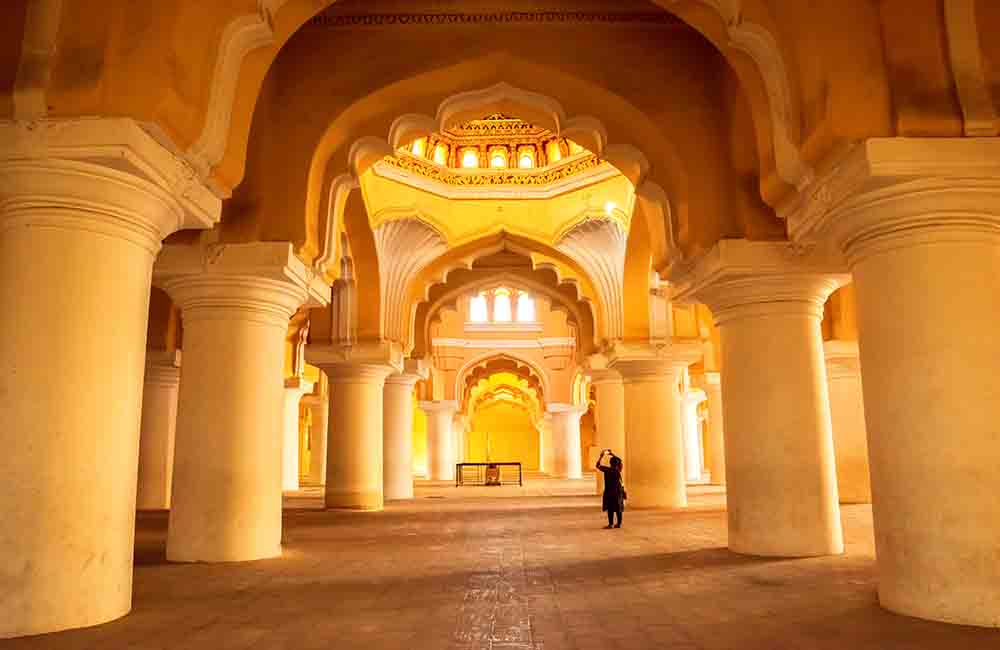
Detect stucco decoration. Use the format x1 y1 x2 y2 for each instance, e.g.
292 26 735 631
556 218 627 342
635 180 680 272
373 218 448 345
186 0 293 194
436 83 567 137
348 137 394 178
727 22 812 190
314 173 359 281
944 0 999 137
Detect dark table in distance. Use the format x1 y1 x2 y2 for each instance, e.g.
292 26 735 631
455 462 523 486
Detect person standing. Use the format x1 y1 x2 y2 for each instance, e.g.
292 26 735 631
596 449 625 528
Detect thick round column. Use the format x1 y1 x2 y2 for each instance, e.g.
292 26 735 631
547 404 586 479
303 396 328 486
164 275 306 562
614 355 695 508
706 277 843 557
695 372 726 485
590 370 625 494
136 352 181 510
419 401 458 481
322 365 393 510
833 179 1000 626
681 388 707 483
824 341 870 504
281 378 312 492
383 374 419 500
0 158 192 637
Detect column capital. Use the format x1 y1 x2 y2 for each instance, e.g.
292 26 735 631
779 138 1000 265
306 340 404 377
692 371 721 394
155 242 329 327
587 368 623 386
284 376 314 393
547 402 588 417
682 388 707 408
385 358 429 387
418 400 459 416
607 341 702 382
669 240 849 324
0 118 221 245
824 339 862 378
144 350 182 386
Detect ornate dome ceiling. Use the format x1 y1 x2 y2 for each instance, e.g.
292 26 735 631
387 114 599 187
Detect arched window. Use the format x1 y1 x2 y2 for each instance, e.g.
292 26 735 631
461 149 479 169
493 288 512 322
410 138 427 157
469 292 488 323
489 147 508 169
433 144 449 165
517 146 536 169
516 292 536 322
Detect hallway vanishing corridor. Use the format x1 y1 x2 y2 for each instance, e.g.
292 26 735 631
4 485 993 650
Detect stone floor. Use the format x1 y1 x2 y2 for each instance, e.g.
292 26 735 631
6 481 997 649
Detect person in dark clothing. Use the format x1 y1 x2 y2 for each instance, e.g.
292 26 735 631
595 448 625 528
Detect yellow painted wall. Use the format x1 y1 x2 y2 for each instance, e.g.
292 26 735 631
412 393 428 476
468 403 539 470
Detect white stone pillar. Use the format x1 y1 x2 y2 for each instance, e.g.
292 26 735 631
383 372 421 500
824 340 871 504
302 394 328 486
589 369 625 494
281 377 313 492
309 358 395 511
0 119 220 638
452 413 467 464
419 401 458 481
610 344 701 508
681 387 707 483
547 404 586 479
136 351 182 510
674 241 845 557
694 372 726 485
786 142 1000 625
158 243 326 563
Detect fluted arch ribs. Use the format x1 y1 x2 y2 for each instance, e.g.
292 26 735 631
374 218 448 344
556 218 627 342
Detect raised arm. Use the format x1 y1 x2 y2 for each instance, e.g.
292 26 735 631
595 449 610 472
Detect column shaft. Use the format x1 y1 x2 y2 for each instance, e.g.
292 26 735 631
322 366 392 510
713 284 843 557
0 138 217 637
696 373 726 485
548 405 585 479
165 275 306 562
281 379 312 492
845 187 1000 624
824 341 871 504
305 397 328 486
591 372 625 494
136 353 181 510
383 375 418 500
618 364 688 508
420 401 458 481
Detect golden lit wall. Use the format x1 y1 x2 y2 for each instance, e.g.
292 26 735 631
467 403 539 470
412 392 428 476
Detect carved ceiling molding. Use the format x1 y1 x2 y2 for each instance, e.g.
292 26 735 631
373 218 448 344
556 217 627 342
307 11 686 29
944 0 999 137
378 152 603 187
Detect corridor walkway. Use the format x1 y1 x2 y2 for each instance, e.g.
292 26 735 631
5 486 992 650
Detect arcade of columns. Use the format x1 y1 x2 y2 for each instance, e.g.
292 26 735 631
3 0 1000 640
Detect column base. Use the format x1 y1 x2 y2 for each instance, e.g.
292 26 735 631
324 489 384 511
